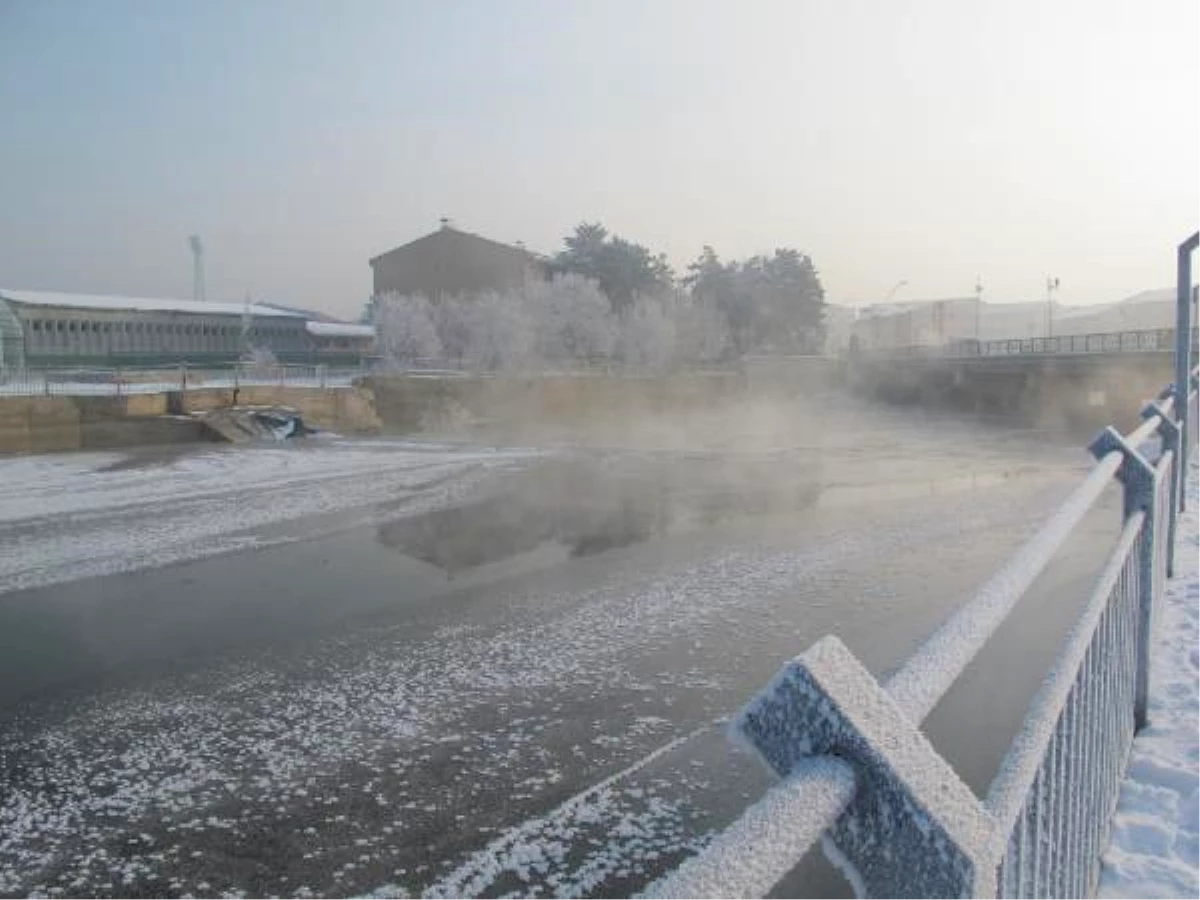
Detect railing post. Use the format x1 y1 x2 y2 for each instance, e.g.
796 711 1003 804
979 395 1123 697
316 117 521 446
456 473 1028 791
1089 428 1160 730
1176 232 1198 512
736 637 997 897
1142 400 1181 576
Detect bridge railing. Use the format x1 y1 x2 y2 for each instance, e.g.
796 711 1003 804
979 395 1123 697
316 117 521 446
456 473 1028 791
647 366 1197 899
863 326 1197 360
0 363 365 396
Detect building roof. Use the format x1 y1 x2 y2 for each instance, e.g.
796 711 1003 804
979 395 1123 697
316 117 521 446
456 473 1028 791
260 302 341 322
369 226 537 266
0 288 303 319
305 321 375 338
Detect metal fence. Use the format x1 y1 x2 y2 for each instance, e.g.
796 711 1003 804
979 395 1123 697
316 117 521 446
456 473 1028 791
867 326 1198 360
648 234 1199 899
0 363 365 397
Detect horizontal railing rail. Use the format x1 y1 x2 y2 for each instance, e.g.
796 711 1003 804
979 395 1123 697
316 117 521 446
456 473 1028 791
858 325 1198 361
0 363 365 396
648 231 1198 899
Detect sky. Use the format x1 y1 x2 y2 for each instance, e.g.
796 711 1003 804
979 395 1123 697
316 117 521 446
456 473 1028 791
0 0 1196 320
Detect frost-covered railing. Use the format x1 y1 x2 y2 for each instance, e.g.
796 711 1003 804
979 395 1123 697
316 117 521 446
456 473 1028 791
646 255 1198 900
0 363 363 396
863 326 1199 361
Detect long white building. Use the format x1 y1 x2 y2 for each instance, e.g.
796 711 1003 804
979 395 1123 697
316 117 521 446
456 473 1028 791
0 289 375 369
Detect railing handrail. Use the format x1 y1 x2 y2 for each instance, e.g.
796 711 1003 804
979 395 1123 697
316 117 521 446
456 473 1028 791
882 447 1123 723
857 325 1197 359
645 348 1197 899
984 508 1145 840
0 363 365 396
643 758 856 899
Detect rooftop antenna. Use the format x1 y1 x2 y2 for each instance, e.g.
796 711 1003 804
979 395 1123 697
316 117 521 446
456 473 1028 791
439 217 452 230
188 235 206 301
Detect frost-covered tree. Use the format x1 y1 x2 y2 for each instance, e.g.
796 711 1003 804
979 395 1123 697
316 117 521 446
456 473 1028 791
371 292 442 366
615 295 677 371
685 246 825 355
548 223 673 313
459 290 534 371
373 272 735 373
529 273 615 365
672 293 733 365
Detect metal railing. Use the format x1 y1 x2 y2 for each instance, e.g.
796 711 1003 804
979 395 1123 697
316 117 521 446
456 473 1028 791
863 326 1198 360
0 363 365 397
648 234 1199 899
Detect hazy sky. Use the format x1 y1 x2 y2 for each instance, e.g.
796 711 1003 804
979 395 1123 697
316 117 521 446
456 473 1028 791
1 0 1196 319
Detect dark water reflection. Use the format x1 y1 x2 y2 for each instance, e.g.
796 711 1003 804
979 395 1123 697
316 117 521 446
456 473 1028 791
375 455 824 576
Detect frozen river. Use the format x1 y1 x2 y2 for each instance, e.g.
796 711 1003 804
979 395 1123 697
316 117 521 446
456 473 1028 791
0 400 1121 897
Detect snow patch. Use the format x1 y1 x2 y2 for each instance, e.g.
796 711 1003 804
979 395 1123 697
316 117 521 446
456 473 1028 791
1099 458 1200 899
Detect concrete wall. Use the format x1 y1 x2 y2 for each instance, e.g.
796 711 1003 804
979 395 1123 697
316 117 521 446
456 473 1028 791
364 371 749 433
0 385 381 456
848 353 1175 431
744 356 843 397
0 395 213 455
178 385 381 432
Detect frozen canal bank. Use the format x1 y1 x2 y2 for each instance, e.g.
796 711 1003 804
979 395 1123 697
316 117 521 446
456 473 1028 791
0 405 1123 897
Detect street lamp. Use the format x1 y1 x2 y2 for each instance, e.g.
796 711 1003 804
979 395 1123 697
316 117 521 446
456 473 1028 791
885 280 909 304
1046 276 1060 337
974 277 983 343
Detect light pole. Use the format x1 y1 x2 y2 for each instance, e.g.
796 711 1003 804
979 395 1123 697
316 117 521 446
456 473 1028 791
876 280 908 350
974 277 983 343
1045 276 1060 337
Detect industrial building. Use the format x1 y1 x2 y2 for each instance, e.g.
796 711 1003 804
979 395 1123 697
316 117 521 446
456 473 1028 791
369 222 544 299
848 289 1179 352
0 288 374 369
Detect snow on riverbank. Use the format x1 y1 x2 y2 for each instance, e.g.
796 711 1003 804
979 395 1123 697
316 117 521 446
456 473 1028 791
1099 458 1199 898
0 439 538 594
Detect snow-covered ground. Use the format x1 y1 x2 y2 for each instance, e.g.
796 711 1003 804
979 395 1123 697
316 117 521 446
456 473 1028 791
1099 458 1200 898
0 439 538 595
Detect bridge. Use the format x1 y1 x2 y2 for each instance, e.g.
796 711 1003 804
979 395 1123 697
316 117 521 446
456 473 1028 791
847 325 1199 428
647 233 1200 898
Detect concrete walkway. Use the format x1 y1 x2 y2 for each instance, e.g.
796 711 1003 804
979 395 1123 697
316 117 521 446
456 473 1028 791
1099 458 1200 898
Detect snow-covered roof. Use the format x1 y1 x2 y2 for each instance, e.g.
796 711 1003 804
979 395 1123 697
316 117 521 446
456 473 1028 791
305 321 375 338
0 288 304 319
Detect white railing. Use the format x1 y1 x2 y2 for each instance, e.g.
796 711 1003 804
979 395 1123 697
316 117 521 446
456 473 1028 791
0 363 365 397
648 233 1199 899
862 326 1197 360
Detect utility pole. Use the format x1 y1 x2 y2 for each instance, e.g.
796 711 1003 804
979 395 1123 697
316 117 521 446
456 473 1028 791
974 276 983 342
1045 276 1060 337
189 235 206 302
